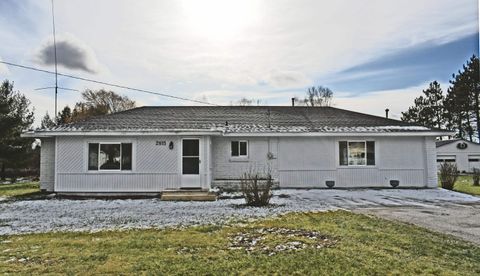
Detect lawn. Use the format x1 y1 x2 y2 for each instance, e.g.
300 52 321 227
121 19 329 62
1 211 479 275
0 182 40 198
452 176 480 196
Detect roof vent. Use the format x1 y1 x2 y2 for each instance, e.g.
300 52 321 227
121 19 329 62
225 121 229 126
385 108 390 119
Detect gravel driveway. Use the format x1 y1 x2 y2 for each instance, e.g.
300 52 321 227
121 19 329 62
1 189 479 241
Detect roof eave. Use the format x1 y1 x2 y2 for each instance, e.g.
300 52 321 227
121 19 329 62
22 130 454 137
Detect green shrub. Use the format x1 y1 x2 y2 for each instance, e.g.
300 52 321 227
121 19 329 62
439 162 458 190
473 168 480 186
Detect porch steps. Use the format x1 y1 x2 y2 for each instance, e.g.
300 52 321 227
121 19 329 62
160 189 217 201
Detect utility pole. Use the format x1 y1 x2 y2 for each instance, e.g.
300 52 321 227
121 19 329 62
51 0 58 116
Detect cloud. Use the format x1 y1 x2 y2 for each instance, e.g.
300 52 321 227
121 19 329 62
261 70 311 89
33 34 101 73
333 82 450 120
324 33 479 93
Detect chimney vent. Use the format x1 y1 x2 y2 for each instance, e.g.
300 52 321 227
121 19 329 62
385 108 390 119
291 98 295 107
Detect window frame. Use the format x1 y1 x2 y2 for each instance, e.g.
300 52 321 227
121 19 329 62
231 140 248 158
339 140 376 167
436 155 456 163
86 141 135 172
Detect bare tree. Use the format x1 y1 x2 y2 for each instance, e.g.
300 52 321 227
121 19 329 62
301 86 333 107
234 97 262 106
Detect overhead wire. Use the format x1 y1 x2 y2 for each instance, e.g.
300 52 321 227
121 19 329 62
0 60 219 106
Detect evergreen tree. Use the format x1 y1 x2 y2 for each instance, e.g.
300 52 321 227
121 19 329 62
56 106 72 125
0 80 35 181
445 55 479 141
40 112 56 129
401 81 445 129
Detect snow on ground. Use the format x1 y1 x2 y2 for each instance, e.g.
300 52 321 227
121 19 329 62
0 189 479 235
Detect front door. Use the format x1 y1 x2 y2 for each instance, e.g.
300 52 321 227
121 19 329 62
181 138 201 188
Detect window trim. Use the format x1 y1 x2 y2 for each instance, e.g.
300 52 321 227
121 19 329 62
436 155 456 163
231 140 248 158
339 140 376 167
86 140 135 173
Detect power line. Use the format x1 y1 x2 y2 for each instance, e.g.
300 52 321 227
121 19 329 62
0 60 219 106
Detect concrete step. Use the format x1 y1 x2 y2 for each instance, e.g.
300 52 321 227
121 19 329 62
161 190 217 201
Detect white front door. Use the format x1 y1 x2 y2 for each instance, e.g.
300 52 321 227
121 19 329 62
181 138 201 188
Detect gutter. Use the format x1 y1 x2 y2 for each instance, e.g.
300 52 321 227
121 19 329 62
21 130 454 138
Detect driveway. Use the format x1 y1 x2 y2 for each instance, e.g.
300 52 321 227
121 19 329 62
1 189 479 243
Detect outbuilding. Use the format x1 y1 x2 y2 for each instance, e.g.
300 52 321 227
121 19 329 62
436 139 480 173
22 106 448 194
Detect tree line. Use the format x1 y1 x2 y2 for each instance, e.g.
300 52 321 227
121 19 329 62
401 55 479 141
0 81 135 181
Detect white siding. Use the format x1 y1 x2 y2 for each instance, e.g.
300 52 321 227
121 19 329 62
55 136 182 192
39 137 55 191
436 140 480 173
277 136 429 188
51 134 436 192
212 137 278 179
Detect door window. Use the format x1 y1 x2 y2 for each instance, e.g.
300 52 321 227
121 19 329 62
182 139 199 174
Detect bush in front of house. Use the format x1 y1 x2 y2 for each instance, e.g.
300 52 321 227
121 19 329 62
473 168 480 186
439 162 459 190
240 171 273 207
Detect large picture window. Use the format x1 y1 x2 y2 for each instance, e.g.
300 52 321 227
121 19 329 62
88 143 132 171
231 140 248 157
339 141 375 166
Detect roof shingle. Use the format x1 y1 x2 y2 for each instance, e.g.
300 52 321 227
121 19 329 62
36 106 442 134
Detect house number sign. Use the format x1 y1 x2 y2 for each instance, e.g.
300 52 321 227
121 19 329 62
156 141 166 146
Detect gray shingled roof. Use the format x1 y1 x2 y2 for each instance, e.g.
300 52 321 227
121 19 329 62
37 106 441 134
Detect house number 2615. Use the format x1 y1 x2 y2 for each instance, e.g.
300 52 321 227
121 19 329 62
156 141 166 146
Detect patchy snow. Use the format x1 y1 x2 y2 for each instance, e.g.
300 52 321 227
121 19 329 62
0 189 478 235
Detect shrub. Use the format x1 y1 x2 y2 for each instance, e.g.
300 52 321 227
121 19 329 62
240 171 273 207
439 162 458 190
473 168 480 186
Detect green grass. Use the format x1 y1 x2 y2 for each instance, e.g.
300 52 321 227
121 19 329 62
453 176 480 196
439 175 480 196
0 182 40 198
1 211 479 275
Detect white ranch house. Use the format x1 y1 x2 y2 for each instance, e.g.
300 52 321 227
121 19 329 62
436 139 480 173
23 106 449 194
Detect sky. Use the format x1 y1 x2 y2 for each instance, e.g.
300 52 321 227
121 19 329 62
0 0 478 125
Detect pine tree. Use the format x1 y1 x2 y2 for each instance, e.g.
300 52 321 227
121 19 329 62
445 55 479 141
0 80 35 181
40 112 56 129
401 81 445 129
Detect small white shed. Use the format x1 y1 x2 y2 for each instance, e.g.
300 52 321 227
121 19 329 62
436 139 480 172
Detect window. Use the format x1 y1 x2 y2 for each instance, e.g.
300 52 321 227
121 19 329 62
231 141 248 157
88 143 132 171
437 155 456 163
339 141 375 166
182 139 199 174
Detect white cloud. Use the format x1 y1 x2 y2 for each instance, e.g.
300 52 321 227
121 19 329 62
262 70 312 89
0 0 477 118
333 82 450 120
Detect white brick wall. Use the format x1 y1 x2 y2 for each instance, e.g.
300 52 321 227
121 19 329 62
40 137 55 191
424 136 438 188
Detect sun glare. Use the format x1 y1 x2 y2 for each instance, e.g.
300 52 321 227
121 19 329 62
181 0 260 40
